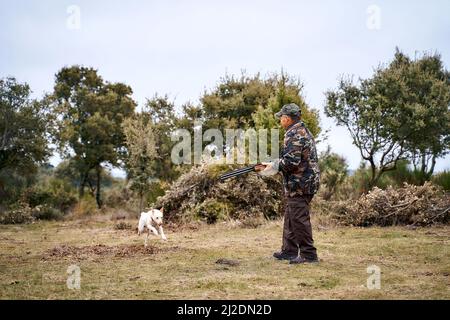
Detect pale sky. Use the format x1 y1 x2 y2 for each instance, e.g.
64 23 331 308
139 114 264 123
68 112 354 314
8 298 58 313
1 0 449 177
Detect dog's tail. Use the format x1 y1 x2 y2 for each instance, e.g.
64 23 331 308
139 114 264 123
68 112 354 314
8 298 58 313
137 215 145 235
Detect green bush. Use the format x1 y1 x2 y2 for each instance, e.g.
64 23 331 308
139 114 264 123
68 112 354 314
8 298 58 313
0 169 32 205
72 195 98 217
104 185 132 208
21 177 77 213
432 170 450 191
22 187 52 207
195 199 231 224
346 163 372 195
344 161 422 198
318 147 349 200
382 160 427 186
146 181 167 205
47 178 78 212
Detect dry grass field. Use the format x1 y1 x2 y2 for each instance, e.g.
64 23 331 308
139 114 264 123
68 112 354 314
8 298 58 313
0 217 449 299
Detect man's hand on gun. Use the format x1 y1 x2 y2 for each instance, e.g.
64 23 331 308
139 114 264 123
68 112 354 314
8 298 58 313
254 164 267 172
257 161 279 176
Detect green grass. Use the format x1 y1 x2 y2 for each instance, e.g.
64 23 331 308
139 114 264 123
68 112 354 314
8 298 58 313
0 217 449 299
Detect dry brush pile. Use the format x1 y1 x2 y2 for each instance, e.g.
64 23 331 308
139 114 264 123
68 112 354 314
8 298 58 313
156 166 449 227
155 164 284 224
326 182 450 227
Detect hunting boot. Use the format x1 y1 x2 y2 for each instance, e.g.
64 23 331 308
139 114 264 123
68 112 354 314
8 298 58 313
289 256 319 264
273 251 297 260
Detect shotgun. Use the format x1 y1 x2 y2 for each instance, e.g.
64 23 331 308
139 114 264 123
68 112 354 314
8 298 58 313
219 164 260 182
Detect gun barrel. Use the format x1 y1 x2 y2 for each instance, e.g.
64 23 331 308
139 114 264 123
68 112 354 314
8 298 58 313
219 165 257 181
220 169 253 181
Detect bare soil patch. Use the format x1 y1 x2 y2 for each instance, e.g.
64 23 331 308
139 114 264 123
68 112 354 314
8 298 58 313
42 243 179 260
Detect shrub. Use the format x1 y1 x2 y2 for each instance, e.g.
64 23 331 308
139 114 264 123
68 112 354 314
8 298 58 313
382 160 429 186
194 199 230 224
114 221 133 230
31 205 64 221
432 170 450 191
0 202 34 224
155 164 283 223
318 147 348 200
349 163 373 195
21 187 52 207
21 178 77 213
0 169 32 205
46 178 78 212
240 216 265 228
146 181 167 205
340 161 416 199
72 195 98 217
104 185 132 208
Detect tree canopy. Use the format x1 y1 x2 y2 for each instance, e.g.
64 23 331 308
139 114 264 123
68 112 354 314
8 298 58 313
0 77 51 175
122 108 157 213
325 49 450 187
200 72 321 137
50 66 136 207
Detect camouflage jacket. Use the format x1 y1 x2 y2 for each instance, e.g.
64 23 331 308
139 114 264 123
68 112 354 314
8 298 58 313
276 121 320 196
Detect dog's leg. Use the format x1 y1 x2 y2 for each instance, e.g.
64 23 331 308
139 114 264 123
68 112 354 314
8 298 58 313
145 231 149 247
158 226 167 241
148 225 159 236
138 217 145 235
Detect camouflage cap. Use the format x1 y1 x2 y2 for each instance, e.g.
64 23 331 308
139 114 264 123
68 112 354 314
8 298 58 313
275 103 301 118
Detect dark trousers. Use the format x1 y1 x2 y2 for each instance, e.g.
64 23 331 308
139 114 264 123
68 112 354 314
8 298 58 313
282 194 317 260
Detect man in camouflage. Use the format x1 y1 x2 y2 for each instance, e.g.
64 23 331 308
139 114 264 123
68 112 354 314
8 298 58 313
256 103 320 264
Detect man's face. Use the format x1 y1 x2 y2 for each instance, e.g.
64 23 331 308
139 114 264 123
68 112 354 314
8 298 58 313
280 115 293 129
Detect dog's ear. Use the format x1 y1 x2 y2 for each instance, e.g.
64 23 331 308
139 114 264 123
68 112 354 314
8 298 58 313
159 207 164 213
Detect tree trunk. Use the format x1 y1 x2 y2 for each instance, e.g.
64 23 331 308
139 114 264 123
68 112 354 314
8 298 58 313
424 154 436 182
87 180 96 197
79 172 86 199
95 166 102 209
368 159 377 191
371 170 385 190
417 153 436 184
419 153 427 184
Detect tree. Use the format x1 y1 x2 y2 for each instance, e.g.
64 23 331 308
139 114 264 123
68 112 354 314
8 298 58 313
50 66 136 207
0 77 51 176
122 110 157 214
201 72 321 137
390 51 450 182
325 49 450 188
143 95 181 182
325 76 404 188
192 72 321 164
54 159 115 195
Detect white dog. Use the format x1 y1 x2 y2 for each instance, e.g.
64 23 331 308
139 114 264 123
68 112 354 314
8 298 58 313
137 208 167 246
